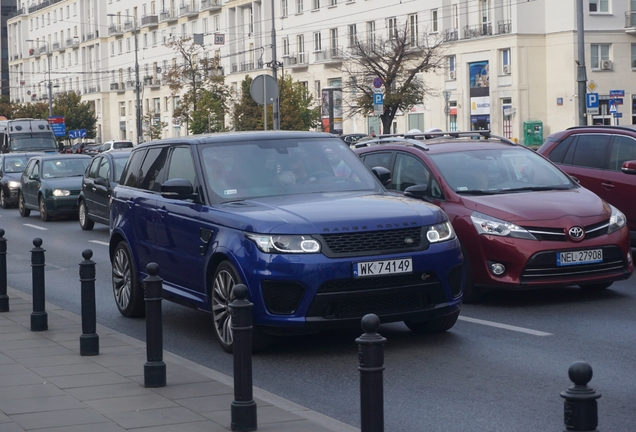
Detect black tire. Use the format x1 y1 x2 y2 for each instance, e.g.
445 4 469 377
112 241 145 317
579 282 612 291
78 200 95 230
18 192 30 217
0 188 9 209
211 261 269 353
461 245 482 303
404 310 460 334
39 195 51 222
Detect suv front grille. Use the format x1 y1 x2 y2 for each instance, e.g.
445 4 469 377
523 219 609 242
319 227 427 258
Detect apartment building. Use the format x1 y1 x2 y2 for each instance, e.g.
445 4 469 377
6 0 636 144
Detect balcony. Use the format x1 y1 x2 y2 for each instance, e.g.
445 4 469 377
463 23 493 40
179 4 199 18
52 42 61 51
160 9 178 22
284 53 309 67
108 24 123 36
625 11 636 36
314 47 342 64
39 46 48 54
498 20 512 35
444 28 458 42
141 15 159 27
83 32 96 42
110 82 120 90
200 0 222 11
123 20 134 32
28 0 64 14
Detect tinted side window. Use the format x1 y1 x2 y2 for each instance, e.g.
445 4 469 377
547 135 575 163
139 147 170 192
394 153 429 192
121 150 145 188
609 136 636 171
97 158 110 180
87 157 101 179
361 152 392 170
570 134 609 169
167 147 196 185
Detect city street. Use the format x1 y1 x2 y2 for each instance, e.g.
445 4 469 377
1 208 635 432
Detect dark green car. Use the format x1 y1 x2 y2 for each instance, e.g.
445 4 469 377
18 154 91 221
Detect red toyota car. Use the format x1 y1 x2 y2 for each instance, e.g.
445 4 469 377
354 131 633 302
537 125 636 247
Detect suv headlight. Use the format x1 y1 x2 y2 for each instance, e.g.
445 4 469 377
426 221 455 243
52 189 70 197
245 233 321 253
7 181 20 188
608 204 626 234
470 212 537 240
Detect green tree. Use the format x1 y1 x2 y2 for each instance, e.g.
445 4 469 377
142 110 167 141
231 75 263 131
0 96 14 119
52 91 97 138
11 102 48 120
340 24 446 134
278 74 320 130
164 37 230 135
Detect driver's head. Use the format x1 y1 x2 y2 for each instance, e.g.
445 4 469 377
287 155 307 180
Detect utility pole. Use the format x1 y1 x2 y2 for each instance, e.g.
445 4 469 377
270 0 280 130
576 0 588 126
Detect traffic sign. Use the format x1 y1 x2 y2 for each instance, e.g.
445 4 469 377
587 81 597 92
585 93 598 109
373 104 383 115
373 93 383 105
587 108 599 115
372 77 383 88
214 34 225 45
609 100 617 113
613 112 623 118
47 116 66 137
68 129 87 139
609 90 624 98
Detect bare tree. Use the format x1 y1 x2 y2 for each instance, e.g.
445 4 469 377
340 24 447 134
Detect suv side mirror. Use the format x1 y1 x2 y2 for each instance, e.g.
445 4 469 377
160 178 197 200
621 160 636 175
371 166 392 186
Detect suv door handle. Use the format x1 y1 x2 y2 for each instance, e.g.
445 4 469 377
601 182 615 190
157 208 168 218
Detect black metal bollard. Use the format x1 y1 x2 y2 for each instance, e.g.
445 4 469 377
79 249 99 356
30 238 47 331
144 262 166 388
561 361 601 432
356 313 386 432
0 229 8 312
230 284 257 432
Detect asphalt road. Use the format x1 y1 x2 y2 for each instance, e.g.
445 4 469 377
1 207 635 431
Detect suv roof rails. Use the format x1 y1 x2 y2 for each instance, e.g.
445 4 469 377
566 125 636 132
354 130 517 148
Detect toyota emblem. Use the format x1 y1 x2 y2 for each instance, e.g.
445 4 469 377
568 226 584 241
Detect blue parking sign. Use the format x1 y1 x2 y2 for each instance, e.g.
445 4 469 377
373 93 383 105
585 93 598 109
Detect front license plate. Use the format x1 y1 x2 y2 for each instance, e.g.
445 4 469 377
353 258 413 277
557 249 603 266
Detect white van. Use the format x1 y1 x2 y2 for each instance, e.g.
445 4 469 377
0 119 59 153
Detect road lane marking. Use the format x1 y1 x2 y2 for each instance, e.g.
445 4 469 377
459 316 553 336
89 240 109 246
23 224 47 231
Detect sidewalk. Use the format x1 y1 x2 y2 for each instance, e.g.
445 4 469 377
0 287 360 432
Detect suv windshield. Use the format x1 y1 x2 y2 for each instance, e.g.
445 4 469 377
3 156 28 173
10 133 58 151
200 138 379 200
430 148 574 194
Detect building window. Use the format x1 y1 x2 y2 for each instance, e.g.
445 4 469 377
283 37 290 56
281 0 288 17
591 43 610 69
313 32 322 51
448 55 456 79
330 28 338 55
296 0 303 14
367 21 375 46
330 0 336 5
431 9 438 33
589 0 609 12
314 80 321 100
313 0 319 10
297 34 305 62
408 14 418 46
214 15 220 31
119 102 126 117
248 8 253 34
501 48 511 74
387 17 397 39
348 24 357 47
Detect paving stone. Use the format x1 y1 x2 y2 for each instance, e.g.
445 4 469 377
30 362 110 378
18 354 92 368
85 393 177 414
104 406 207 429
65 382 149 402
36 422 126 432
0 372 46 387
173 393 235 413
0 338 60 350
153 381 233 400
126 420 227 432
0 362 30 376
0 394 86 415
2 345 75 359
11 408 110 430
47 371 132 389
0 382 65 400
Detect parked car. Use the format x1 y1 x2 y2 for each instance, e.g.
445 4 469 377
109 131 464 352
78 149 132 230
18 154 92 221
537 125 636 247
83 143 104 157
98 140 133 154
354 131 633 302
0 152 42 208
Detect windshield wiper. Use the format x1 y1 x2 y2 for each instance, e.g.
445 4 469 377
502 186 571 192
456 189 502 195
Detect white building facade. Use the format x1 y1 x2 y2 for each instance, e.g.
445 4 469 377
7 0 636 144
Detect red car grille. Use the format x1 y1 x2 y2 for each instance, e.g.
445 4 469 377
523 219 609 242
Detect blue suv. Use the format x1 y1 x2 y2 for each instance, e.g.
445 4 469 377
109 131 464 352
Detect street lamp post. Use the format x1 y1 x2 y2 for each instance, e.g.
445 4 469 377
108 14 142 144
26 39 52 117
